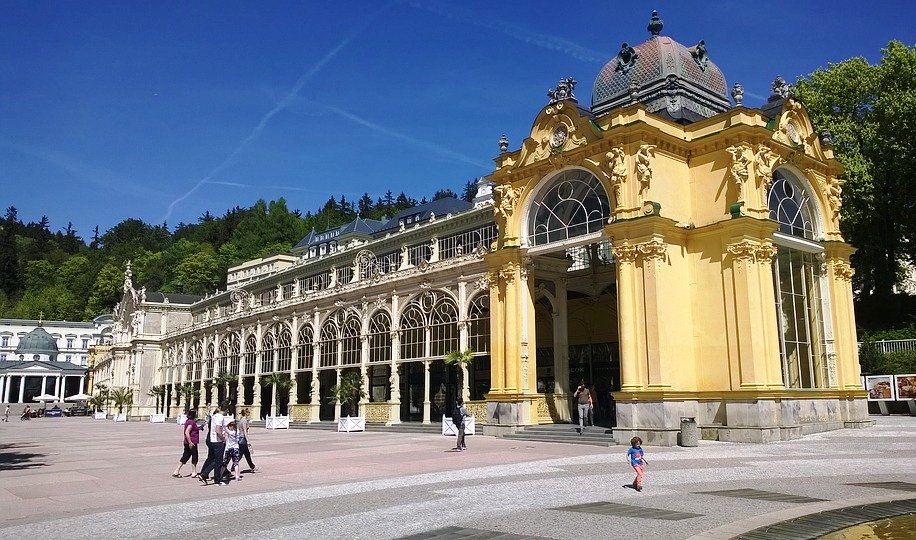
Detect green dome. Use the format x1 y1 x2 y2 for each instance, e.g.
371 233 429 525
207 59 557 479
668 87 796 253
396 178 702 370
14 326 59 357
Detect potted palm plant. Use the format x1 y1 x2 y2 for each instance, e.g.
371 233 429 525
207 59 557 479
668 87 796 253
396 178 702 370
444 350 476 434
328 370 367 432
147 385 166 422
260 373 293 429
89 394 107 420
110 386 133 422
214 370 239 413
176 383 199 424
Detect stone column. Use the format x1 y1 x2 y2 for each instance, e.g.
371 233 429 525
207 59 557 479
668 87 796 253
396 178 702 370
54 376 62 400
290 314 299 413
19 376 25 403
334 368 342 421
359 331 369 416
612 241 641 391
41 376 48 397
422 360 431 424
252 321 263 419
308 311 321 423
637 237 671 388
388 292 401 425
79 375 85 396
553 277 570 396
4 376 12 402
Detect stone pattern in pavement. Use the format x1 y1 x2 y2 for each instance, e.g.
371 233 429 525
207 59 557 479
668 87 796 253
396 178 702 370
0 416 914 539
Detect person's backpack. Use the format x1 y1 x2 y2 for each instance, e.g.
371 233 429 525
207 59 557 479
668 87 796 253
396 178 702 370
451 404 464 427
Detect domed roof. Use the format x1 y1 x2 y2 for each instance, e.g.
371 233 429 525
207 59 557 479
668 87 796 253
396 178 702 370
591 11 731 123
14 326 59 357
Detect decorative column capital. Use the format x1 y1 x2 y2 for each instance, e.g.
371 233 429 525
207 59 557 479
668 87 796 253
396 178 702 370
637 239 668 261
829 258 855 281
612 241 638 264
726 239 759 262
755 241 777 264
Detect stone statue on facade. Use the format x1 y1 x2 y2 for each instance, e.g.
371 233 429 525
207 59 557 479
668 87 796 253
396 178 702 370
606 147 627 208
635 144 656 197
547 77 577 103
493 184 521 222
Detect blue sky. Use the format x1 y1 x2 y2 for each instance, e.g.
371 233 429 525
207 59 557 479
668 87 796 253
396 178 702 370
2 1 913 239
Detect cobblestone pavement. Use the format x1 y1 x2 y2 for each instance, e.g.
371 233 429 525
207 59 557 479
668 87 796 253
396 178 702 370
1 416 914 539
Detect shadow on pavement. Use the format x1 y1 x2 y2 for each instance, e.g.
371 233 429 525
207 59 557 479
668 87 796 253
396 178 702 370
0 443 49 471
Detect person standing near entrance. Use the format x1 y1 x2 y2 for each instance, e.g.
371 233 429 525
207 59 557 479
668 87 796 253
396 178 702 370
3 405 9 422
453 398 469 451
574 381 592 435
588 384 598 426
198 402 227 485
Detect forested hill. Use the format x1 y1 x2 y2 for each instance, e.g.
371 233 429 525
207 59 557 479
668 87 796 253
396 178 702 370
0 184 476 321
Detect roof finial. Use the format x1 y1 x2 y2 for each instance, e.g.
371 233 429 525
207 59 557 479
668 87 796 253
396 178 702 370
648 10 663 36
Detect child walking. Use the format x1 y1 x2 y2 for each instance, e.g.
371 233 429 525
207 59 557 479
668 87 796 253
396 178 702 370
627 436 648 491
223 420 242 483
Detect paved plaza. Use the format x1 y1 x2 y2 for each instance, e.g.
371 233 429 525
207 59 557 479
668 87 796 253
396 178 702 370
1 416 914 539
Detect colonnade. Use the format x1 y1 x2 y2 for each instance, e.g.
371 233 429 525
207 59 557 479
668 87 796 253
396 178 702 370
0 373 86 403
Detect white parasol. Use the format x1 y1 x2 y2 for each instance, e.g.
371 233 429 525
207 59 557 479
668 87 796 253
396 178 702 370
65 393 92 401
33 393 60 402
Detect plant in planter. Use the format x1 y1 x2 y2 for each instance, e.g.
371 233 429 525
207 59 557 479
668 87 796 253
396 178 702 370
94 382 110 413
328 370 366 417
110 386 134 420
260 373 293 416
177 383 200 412
214 370 239 409
147 385 165 414
445 349 475 400
88 394 106 413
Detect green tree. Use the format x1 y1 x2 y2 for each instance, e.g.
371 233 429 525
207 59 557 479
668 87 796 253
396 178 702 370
110 386 134 416
327 370 366 417
171 247 221 295
445 349 475 400
0 224 21 298
84 262 124 318
794 41 916 297
260 373 294 416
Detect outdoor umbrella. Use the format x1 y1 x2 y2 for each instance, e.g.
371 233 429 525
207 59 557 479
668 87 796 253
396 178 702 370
65 393 92 401
33 393 60 402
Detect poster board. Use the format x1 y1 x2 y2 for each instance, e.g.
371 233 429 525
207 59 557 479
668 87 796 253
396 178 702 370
894 374 916 400
864 375 895 401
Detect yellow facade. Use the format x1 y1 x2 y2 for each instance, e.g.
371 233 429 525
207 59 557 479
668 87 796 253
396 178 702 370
482 96 870 444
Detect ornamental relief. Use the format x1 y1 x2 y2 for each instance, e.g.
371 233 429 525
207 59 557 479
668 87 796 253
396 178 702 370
606 147 627 208
637 239 668 261
635 144 656 198
753 145 782 190
611 241 638 264
829 259 855 281
493 183 522 224
726 239 760 262
726 144 753 201
755 242 777 264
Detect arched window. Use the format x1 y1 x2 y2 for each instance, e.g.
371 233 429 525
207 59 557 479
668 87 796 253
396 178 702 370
400 304 426 360
228 333 240 376
341 314 362 365
769 168 830 389
217 340 229 376
368 311 391 363
191 342 202 380
468 293 490 353
319 313 340 368
528 169 611 247
244 335 257 376
205 343 215 380
261 332 275 374
297 324 314 370
429 294 459 357
276 326 292 372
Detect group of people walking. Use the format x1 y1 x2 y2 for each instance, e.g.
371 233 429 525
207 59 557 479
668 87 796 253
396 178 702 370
172 401 259 485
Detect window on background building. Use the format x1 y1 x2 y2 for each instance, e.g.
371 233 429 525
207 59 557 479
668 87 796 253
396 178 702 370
768 169 830 389
1 336 8 347
82 338 89 348
0 353 6 361
67 338 74 348
66 355 72 363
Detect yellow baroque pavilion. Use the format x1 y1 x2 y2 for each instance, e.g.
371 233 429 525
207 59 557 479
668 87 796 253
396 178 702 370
93 12 870 445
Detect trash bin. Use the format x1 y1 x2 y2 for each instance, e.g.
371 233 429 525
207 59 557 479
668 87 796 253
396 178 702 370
679 417 699 447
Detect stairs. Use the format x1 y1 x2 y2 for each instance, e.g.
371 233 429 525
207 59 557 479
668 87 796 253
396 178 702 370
251 420 441 435
501 423 618 447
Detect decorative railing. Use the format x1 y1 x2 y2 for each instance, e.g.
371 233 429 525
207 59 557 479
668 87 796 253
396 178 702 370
859 339 916 354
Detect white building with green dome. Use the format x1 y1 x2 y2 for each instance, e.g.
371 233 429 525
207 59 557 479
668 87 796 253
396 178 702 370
0 317 111 405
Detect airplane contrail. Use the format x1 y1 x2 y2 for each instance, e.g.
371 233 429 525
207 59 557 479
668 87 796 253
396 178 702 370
409 0 609 64
159 36 354 223
319 103 491 170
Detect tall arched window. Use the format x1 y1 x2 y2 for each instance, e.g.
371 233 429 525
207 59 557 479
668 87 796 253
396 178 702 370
244 335 257 376
276 326 292 372
297 325 314 370
400 304 426 360
205 343 215 380
191 342 202 380
769 169 830 389
319 313 341 368
368 311 391 363
261 332 275 374
228 333 240 376
527 169 611 247
467 293 490 353
341 313 362 365
429 294 459 357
